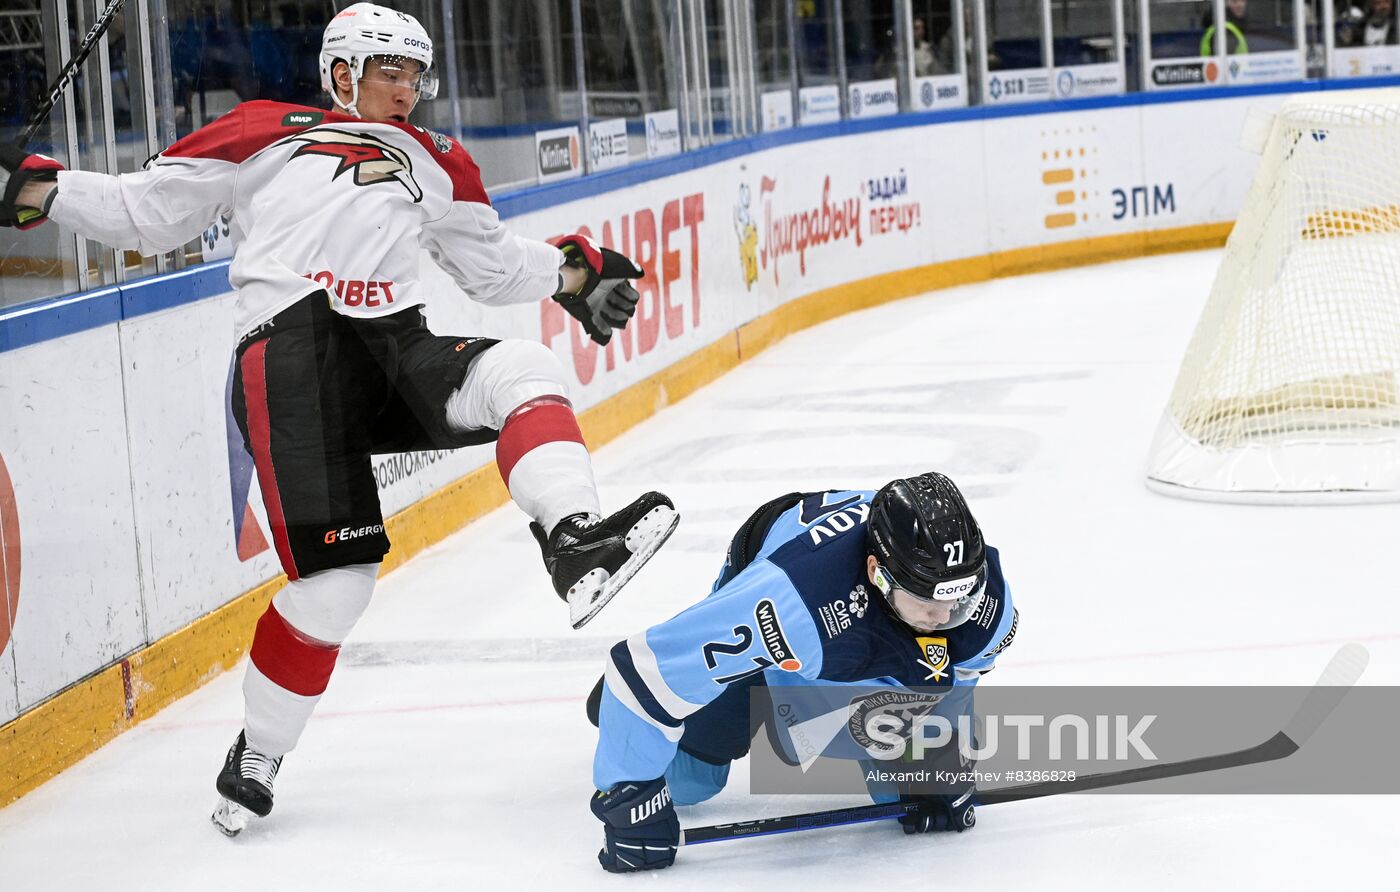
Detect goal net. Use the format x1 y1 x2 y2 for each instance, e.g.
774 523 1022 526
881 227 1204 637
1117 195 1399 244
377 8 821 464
1146 89 1400 503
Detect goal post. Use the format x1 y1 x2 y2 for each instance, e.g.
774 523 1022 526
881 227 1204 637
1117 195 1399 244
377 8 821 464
1146 88 1400 504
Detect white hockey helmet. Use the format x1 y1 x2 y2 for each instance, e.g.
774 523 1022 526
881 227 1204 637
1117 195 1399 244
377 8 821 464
320 3 438 118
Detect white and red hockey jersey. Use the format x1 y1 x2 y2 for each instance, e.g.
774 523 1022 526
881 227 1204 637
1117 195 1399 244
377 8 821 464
47 100 563 337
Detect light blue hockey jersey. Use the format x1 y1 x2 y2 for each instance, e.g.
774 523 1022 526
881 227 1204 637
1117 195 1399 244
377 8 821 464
594 490 1018 789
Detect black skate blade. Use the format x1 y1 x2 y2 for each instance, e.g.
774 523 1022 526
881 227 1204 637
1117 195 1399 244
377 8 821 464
569 504 679 629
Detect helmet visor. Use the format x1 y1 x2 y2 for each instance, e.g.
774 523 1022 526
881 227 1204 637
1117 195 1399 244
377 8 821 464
872 561 987 632
873 561 983 602
361 54 438 101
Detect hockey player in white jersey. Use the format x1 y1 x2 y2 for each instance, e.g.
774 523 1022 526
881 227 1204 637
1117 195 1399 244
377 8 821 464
0 3 678 836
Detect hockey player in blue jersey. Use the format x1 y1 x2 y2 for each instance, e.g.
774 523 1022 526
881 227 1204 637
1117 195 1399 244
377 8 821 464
586 472 1018 872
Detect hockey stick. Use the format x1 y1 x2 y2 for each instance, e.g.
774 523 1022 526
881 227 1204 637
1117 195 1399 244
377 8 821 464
18 0 127 149
680 643 1369 846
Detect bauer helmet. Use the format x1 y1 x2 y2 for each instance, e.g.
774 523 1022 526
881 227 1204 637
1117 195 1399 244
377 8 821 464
866 472 987 632
320 3 438 118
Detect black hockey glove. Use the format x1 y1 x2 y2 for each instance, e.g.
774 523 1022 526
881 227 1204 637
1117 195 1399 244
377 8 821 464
551 233 643 346
0 145 63 230
590 777 679 873
896 720 977 835
899 789 977 834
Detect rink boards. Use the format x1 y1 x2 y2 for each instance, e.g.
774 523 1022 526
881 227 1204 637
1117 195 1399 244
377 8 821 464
0 81 1366 805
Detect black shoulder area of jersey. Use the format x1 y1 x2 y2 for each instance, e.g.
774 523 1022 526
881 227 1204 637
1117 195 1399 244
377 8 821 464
764 498 873 609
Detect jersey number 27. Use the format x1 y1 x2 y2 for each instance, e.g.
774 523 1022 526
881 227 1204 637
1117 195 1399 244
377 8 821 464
702 624 773 685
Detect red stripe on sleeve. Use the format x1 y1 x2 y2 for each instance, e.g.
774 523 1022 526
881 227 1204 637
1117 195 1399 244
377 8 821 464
496 399 586 486
240 339 300 581
249 603 340 697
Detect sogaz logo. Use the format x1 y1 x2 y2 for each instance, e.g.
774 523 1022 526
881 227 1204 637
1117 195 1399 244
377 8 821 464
920 80 935 107
1057 69 1075 98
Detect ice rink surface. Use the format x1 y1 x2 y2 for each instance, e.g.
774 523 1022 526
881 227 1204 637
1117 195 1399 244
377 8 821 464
3 249 1399 890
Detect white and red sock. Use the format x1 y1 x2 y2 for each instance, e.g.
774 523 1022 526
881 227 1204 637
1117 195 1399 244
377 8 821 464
496 397 601 535
444 340 602 535
241 562 377 756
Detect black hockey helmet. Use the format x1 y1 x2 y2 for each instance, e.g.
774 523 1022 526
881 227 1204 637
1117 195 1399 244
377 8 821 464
866 472 987 631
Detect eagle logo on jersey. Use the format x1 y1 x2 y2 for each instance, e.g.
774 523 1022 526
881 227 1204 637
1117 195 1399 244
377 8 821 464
282 129 424 202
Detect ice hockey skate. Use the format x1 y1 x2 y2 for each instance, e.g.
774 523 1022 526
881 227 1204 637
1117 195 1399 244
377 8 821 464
211 731 282 838
531 491 678 628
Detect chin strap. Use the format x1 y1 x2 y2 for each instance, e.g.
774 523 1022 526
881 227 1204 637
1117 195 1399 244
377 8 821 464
331 74 363 119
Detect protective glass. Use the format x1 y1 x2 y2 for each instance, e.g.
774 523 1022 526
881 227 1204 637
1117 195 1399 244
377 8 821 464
361 55 439 101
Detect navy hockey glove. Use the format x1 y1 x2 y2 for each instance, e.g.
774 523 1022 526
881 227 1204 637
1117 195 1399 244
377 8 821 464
590 777 679 873
899 790 977 834
0 145 63 230
552 233 643 346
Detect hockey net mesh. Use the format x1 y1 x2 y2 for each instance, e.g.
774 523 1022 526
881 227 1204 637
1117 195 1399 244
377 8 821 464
1164 94 1400 453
